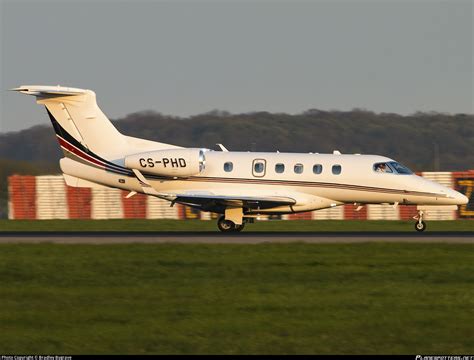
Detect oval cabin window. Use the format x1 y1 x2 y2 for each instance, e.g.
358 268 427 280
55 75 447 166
254 162 264 173
313 164 322 174
275 163 285 173
332 165 342 175
252 159 266 177
224 162 233 172
294 164 304 174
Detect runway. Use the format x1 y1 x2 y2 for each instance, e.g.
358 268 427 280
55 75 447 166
0 232 472 244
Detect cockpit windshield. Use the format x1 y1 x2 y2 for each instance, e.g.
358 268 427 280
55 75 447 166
387 161 412 174
373 162 413 175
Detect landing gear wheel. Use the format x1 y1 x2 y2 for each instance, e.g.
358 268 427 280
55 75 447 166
414 210 427 232
234 223 245 232
415 220 426 232
217 216 245 232
217 216 236 232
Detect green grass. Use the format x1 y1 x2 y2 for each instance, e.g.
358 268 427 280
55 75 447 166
0 219 473 232
0 243 473 354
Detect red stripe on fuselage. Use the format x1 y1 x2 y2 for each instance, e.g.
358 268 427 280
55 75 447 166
57 136 105 169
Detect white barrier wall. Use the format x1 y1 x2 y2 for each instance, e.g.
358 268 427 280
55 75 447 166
8 171 473 220
35 176 68 219
147 197 180 219
91 188 124 219
311 206 345 220
367 204 400 220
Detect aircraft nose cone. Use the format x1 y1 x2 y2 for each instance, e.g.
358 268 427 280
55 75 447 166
450 189 469 205
457 192 469 205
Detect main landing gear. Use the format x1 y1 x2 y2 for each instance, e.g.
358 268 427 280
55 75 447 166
414 210 427 232
217 216 245 233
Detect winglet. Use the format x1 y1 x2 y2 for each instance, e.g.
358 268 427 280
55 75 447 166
132 169 152 186
131 168 176 199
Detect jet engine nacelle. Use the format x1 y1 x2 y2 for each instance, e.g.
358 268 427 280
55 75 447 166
125 148 206 177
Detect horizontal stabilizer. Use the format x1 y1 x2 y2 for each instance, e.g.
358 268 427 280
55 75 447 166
10 85 87 97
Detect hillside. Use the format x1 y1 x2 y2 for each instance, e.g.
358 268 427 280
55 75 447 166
1 109 472 170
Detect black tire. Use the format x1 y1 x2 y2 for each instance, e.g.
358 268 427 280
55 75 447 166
217 216 236 232
234 223 245 232
415 221 426 232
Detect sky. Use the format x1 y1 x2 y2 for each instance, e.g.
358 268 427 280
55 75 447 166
0 0 472 133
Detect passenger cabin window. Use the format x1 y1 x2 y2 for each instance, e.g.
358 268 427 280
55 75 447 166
313 164 322 174
254 162 264 173
294 164 304 174
332 165 342 175
275 163 285 173
252 159 266 177
224 162 233 172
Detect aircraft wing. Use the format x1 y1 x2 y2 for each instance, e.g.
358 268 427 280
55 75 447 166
160 192 296 210
130 169 295 210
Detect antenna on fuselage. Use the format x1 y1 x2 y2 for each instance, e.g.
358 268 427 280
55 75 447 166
216 143 229 152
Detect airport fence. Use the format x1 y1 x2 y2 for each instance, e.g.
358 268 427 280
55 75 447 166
7 171 474 220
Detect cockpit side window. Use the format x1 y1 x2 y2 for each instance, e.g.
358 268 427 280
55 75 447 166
373 162 393 173
388 161 413 175
373 162 413 175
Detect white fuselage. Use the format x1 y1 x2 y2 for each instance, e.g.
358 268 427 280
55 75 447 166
60 150 467 215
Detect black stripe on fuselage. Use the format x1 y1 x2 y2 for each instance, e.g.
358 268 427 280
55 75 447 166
141 172 440 198
45 107 133 175
184 176 440 198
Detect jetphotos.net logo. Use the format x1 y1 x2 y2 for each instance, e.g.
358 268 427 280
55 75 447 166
416 356 474 360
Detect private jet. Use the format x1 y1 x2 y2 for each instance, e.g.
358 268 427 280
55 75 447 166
12 85 468 232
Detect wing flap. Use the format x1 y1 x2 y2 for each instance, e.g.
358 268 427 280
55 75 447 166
162 192 296 210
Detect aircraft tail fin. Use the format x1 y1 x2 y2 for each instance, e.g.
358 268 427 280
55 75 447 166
12 85 129 160
12 85 180 165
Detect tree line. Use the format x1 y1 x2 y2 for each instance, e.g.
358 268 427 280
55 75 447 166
1 109 473 218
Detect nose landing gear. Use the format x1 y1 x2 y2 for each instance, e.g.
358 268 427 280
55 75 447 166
414 210 426 232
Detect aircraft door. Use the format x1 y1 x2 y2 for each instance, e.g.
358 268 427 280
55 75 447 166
252 159 266 177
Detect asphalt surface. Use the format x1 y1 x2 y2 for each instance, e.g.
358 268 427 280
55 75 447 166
0 232 472 244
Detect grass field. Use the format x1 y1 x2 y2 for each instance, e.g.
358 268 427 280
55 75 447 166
0 243 473 354
1 219 474 232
